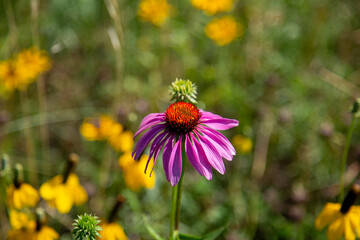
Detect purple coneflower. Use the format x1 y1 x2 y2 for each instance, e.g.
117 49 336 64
132 101 239 186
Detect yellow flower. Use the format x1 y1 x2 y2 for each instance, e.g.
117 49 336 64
40 173 88 214
315 202 360 240
138 0 172 26
0 60 29 92
7 226 59 240
80 115 123 141
99 221 128 240
9 210 36 230
15 47 51 80
205 16 242 46
118 153 156 192
6 183 39 209
232 134 252 154
108 130 134 153
191 0 233 15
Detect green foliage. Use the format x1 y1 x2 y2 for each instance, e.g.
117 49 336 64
72 213 102 240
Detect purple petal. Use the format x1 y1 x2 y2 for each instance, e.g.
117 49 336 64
162 136 175 182
195 131 225 174
202 127 236 155
132 124 166 160
168 135 183 186
185 133 212 180
199 111 239 130
198 127 236 160
134 113 165 138
145 130 170 174
148 131 173 176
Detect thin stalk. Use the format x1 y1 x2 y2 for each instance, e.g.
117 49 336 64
31 0 50 168
19 90 38 186
169 146 186 240
339 117 357 202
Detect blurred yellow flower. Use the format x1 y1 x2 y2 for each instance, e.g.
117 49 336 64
15 47 51 80
138 0 172 26
80 115 123 141
0 48 51 95
232 134 252 154
118 153 156 192
99 221 128 240
205 16 242 46
9 210 36 230
109 130 134 153
315 202 360 240
191 0 233 15
7 226 59 240
6 183 39 209
0 61 28 92
39 173 88 214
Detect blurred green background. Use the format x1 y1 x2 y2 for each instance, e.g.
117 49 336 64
1 0 360 239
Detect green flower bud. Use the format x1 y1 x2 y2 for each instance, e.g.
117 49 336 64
169 78 197 104
72 213 102 240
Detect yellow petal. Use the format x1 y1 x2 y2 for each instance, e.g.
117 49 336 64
315 203 341 230
80 122 100 141
344 215 356 240
38 226 60 240
54 185 73 214
20 183 39 207
13 190 23 209
327 216 345 240
66 174 88 205
118 152 135 169
40 175 63 200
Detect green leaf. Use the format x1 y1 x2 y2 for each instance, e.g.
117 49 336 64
178 233 202 240
144 217 165 240
202 225 227 240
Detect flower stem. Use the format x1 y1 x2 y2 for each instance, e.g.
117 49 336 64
169 148 186 240
339 117 357 202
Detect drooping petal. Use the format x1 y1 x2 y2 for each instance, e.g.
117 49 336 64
200 111 239 130
191 133 213 180
149 131 173 176
134 113 165 138
55 185 73 214
195 131 225 174
315 203 341 230
201 126 236 155
185 133 212 180
145 130 170 173
199 128 233 160
344 215 356 240
132 124 166 160
168 135 183 186
327 217 345 240
163 136 175 182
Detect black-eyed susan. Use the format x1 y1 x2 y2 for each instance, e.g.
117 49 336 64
315 183 360 240
232 134 252 154
0 61 28 92
0 48 51 95
8 209 36 230
205 16 242 46
137 0 172 26
7 208 59 240
15 47 51 80
40 173 88 214
118 153 156 191
40 155 87 214
191 0 233 15
6 164 39 209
